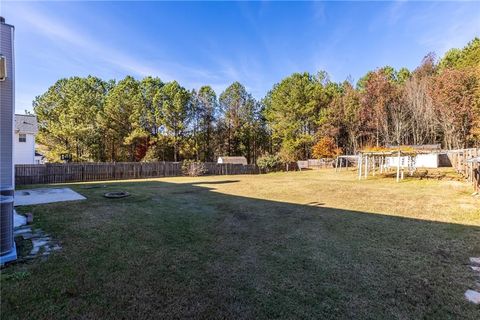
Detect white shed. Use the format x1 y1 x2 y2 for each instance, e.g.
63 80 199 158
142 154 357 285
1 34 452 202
415 153 440 168
384 144 443 169
217 156 248 165
386 153 440 168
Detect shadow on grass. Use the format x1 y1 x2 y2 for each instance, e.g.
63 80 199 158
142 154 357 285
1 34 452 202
3 179 480 320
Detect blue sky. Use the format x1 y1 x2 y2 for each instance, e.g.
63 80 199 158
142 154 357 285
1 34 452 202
2 1 479 113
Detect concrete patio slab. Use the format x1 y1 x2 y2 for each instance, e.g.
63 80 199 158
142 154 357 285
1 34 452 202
14 188 86 206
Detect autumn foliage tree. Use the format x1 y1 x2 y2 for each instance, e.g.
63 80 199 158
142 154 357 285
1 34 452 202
34 38 479 163
429 68 478 149
312 137 342 159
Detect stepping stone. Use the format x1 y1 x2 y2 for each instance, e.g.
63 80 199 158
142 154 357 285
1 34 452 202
30 238 49 255
465 290 480 304
14 226 32 235
13 211 27 227
470 257 480 265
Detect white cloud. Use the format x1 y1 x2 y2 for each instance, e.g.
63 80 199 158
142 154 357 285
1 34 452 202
415 4 480 56
5 1 258 109
8 3 229 81
11 4 172 79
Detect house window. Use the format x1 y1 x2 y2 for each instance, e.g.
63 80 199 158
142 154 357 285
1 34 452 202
19 133 26 142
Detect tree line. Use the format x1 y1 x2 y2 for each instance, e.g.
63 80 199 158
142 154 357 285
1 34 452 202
34 38 480 163
35 78 269 163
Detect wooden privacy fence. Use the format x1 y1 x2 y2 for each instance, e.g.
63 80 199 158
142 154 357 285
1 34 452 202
297 159 335 170
15 162 259 185
446 148 480 192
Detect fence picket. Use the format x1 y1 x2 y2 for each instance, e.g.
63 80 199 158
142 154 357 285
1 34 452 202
447 148 480 192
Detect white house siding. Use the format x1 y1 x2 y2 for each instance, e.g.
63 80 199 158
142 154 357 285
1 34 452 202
13 132 35 164
0 18 15 190
13 114 38 164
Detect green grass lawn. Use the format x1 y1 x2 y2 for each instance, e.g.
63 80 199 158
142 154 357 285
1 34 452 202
2 169 480 319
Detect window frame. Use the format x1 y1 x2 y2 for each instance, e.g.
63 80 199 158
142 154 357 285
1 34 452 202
19 133 27 143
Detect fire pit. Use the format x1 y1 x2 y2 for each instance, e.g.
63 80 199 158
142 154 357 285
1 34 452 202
103 191 130 199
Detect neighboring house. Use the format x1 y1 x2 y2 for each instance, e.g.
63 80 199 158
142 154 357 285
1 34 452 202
34 152 45 164
14 114 38 164
217 156 248 165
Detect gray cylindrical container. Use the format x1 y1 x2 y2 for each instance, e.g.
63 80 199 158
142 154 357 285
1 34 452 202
0 195 14 255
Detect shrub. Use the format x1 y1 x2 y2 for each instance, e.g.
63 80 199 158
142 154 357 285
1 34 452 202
257 154 281 172
182 160 207 176
312 137 342 159
278 146 297 171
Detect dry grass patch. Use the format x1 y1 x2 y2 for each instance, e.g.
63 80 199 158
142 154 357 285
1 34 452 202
2 169 479 319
